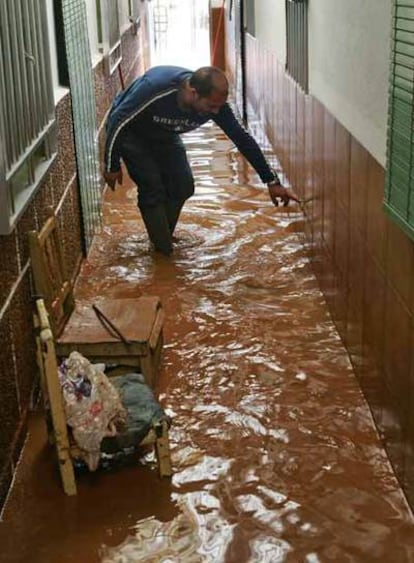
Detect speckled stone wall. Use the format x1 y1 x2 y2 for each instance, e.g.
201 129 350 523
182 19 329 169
0 92 82 508
0 15 145 509
95 23 146 172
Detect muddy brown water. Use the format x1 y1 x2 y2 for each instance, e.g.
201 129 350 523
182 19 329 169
1 123 413 562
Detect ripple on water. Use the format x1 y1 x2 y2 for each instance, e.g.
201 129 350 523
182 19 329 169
93 123 414 562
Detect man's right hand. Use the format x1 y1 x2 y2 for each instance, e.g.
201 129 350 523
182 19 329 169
268 182 300 207
104 170 123 191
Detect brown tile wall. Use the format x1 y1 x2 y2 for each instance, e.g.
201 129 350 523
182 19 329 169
0 93 82 509
211 6 226 70
95 22 146 178
0 21 144 509
242 34 414 508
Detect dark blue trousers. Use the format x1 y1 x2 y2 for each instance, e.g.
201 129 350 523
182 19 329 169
120 130 194 209
119 130 195 254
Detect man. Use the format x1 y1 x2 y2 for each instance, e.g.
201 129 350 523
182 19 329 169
104 65 299 255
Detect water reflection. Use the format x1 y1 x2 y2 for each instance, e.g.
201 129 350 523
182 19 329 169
96 122 414 561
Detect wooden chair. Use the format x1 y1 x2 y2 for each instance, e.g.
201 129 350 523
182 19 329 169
28 215 163 387
34 298 172 495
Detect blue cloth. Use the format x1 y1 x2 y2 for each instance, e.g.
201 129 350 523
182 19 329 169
104 65 275 185
101 373 169 453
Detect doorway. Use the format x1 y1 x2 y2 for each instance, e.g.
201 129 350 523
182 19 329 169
148 0 210 68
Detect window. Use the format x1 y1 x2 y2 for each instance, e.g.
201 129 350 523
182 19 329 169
129 0 141 19
128 0 142 34
286 0 308 92
0 0 57 234
244 0 255 37
96 0 122 75
385 2 414 241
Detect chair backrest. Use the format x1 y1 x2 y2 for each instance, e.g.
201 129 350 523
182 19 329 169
28 215 75 337
34 298 77 495
33 298 171 491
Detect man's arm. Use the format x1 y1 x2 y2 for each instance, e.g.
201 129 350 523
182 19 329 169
104 77 177 179
213 104 300 205
104 77 153 176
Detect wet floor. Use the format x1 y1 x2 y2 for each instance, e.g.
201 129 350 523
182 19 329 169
1 122 414 562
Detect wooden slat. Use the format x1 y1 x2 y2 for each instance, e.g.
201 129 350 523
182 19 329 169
149 308 165 350
155 420 172 478
37 299 77 495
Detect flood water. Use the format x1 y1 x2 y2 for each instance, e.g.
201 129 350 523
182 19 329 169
1 121 413 562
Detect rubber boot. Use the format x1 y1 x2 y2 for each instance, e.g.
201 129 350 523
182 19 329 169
166 199 185 235
140 205 173 256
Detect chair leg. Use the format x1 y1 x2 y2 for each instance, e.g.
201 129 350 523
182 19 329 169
153 331 163 374
154 420 172 478
140 353 154 388
56 446 77 495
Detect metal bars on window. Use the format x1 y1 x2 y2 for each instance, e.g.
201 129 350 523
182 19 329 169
286 0 308 93
61 0 102 251
0 0 56 233
128 0 142 34
96 0 122 75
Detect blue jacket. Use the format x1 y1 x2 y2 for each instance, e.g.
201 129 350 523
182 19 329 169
105 66 275 184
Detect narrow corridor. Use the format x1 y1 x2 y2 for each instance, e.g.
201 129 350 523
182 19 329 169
0 121 413 562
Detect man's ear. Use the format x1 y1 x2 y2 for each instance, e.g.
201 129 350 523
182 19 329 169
188 86 198 99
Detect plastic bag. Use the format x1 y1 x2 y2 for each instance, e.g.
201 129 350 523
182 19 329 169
59 351 127 470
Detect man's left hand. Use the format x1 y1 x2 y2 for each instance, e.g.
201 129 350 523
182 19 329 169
268 183 301 207
104 170 123 191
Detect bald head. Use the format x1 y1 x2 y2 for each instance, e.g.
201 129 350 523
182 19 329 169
190 66 229 98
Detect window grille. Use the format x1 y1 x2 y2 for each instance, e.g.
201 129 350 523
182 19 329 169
129 0 142 34
385 1 414 241
96 0 122 75
286 0 308 92
0 0 56 234
129 0 140 19
245 0 255 37
60 0 102 251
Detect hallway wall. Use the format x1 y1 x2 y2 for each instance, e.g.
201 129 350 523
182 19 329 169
0 13 147 510
0 93 82 509
226 30 414 508
308 0 391 167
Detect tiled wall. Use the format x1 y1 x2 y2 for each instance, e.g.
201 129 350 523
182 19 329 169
0 94 82 508
95 24 147 170
238 34 414 507
0 22 144 509
210 6 225 69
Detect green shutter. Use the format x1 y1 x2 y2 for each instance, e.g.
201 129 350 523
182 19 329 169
286 0 308 93
385 1 414 240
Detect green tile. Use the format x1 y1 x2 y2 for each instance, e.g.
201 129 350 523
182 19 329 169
397 0 414 7
397 7 414 21
387 2 414 237
396 40 414 57
396 29 414 45
396 18 414 33
393 97 413 116
389 182 410 210
390 161 411 186
394 74 414 92
389 152 412 175
394 63 414 80
393 85 414 104
394 52 414 69
390 123 413 144
390 116 413 141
